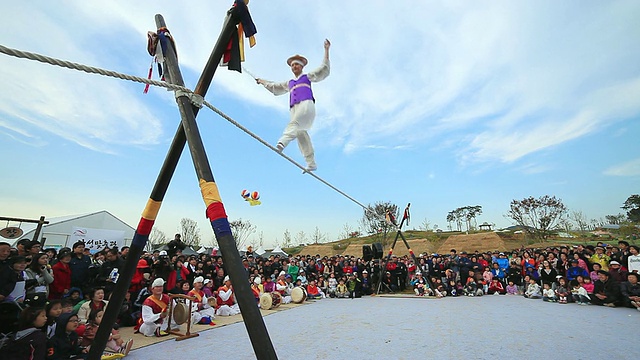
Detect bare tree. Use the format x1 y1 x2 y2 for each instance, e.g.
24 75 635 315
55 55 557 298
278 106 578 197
295 231 307 246
228 218 256 250
146 226 168 252
420 217 431 231
569 210 588 234
311 226 326 244
506 195 567 240
179 218 201 247
605 214 626 225
340 223 354 240
257 231 264 248
282 229 292 248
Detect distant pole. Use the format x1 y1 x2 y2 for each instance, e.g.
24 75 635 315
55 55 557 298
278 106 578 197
33 216 47 246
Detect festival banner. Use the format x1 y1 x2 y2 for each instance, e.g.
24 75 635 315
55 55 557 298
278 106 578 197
70 227 125 253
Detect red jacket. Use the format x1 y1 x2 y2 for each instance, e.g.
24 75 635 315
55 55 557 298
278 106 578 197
166 266 190 291
50 261 71 299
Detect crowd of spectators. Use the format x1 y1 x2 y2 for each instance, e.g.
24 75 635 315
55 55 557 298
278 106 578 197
1 235 639 359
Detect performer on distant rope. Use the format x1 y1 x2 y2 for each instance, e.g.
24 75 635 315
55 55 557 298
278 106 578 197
256 39 331 173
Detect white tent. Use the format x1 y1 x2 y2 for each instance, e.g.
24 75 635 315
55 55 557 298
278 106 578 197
14 210 134 249
255 246 266 256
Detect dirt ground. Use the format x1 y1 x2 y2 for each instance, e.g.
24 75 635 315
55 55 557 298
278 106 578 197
125 295 640 360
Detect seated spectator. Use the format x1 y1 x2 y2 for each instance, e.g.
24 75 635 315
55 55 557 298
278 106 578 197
592 270 621 307
411 273 431 296
306 280 323 299
5 306 48 360
589 263 601 283
620 272 640 311
555 277 570 304
360 271 373 296
582 276 595 294
566 260 589 281
46 312 86 359
346 273 361 298
506 280 519 295
77 287 108 324
335 279 348 298
570 280 590 305
524 278 542 299
608 261 628 284
542 282 557 302
488 278 506 295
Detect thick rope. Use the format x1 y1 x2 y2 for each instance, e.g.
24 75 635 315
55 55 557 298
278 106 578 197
0 43 368 210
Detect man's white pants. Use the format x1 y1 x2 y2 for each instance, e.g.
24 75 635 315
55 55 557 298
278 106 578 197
278 100 316 168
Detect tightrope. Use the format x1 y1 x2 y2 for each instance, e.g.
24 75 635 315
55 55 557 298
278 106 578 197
0 43 368 210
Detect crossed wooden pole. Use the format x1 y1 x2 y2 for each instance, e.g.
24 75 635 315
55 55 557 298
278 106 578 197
88 9 278 360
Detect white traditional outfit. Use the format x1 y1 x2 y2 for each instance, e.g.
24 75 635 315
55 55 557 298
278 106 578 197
260 55 330 171
139 278 179 337
216 276 241 316
276 273 293 304
188 277 216 324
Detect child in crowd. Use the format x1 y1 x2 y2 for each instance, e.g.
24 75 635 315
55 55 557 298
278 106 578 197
61 299 74 314
46 313 87 359
488 278 506 295
446 280 458 297
555 277 569 304
432 278 446 298
542 283 557 302
336 279 348 298
524 278 542 299
589 263 601 283
327 273 338 298
506 280 519 295
5 306 48 360
582 276 595 294
411 273 430 296
482 267 493 294
45 300 63 339
570 280 591 305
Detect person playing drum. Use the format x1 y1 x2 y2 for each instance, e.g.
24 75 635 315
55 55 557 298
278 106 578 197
187 276 216 325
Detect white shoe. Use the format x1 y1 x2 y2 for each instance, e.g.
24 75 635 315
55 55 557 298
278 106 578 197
276 142 284 152
302 165 317 174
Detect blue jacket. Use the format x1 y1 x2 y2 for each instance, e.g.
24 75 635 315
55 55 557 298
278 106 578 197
566 266 588 281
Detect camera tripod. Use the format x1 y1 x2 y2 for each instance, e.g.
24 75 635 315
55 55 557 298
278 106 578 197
376 203 423 295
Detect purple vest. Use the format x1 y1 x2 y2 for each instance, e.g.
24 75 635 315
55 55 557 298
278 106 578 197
288 74 314 108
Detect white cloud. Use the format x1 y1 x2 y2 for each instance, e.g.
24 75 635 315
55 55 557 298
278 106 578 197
604 158 640 177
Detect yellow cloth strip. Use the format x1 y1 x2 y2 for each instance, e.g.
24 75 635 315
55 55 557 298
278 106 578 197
141 199 162 220
199 179 221 206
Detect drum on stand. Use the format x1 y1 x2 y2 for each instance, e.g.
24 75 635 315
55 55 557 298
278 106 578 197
291 286 307 303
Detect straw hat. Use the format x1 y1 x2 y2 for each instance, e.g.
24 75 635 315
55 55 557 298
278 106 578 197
286 54 308 67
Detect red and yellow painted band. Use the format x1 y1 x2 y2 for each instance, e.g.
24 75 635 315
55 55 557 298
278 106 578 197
141 199 162 221
199 179 221 206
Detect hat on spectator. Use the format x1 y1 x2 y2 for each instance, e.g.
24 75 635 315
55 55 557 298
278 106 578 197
362 270 368 274
299 269 305 273
285 274 292 279
571 259 579 263
57 250 72 260
461 251 467 255
254 276 261 285
597 270 610 277
279 271 286 277
556 275 563 279
152 278 165 287
609 261 620 266
137 259 149 268
194 276 204 284
159 250 168 256
224 275 230 283
499 252 505 255
204 279 211 285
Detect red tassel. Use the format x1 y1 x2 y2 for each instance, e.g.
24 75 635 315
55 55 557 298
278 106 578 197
143 62 153 94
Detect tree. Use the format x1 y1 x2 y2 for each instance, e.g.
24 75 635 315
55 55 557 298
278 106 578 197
605 214 626 225
360 201 398 246
295 231 307 246
420 217 431 231
146 226 168 252
282 229 293 248
340 223 354 240
228 218 256 250
569 210 588 234
622 195 640 223
506 195 567 240
179 218 201 247
447 206 482 232
311 226 326 244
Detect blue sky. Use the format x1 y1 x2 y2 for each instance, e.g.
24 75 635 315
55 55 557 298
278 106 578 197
1 1 639 248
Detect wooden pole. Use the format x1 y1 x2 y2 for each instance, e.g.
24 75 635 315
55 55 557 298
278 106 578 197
89 8 277 360
32 216 47 246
